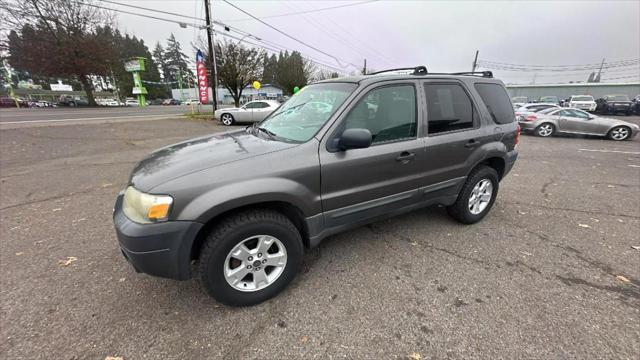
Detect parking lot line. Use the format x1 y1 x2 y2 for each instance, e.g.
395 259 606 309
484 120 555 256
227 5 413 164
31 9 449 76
578 148 640 155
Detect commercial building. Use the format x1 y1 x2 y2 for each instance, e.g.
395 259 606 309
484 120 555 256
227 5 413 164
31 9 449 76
172 84 284 104
506 82 640 101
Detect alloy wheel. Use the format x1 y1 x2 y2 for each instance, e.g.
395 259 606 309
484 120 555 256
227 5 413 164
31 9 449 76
610 127 629 141
468 179 493 215
223 235 287 292
221 114 233 125
537 124 553 137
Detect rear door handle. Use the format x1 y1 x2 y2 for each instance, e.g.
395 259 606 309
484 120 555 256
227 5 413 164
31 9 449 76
464 139 480 148
396 151 416 162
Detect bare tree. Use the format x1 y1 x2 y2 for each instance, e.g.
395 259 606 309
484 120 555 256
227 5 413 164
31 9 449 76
1 0 114 105
214 40 264 107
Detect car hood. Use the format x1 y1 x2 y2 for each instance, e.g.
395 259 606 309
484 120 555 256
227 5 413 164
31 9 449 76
571 101 595 104
130 129 297 191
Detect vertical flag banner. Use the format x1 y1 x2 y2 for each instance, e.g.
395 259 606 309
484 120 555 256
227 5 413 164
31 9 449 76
196 50 209 104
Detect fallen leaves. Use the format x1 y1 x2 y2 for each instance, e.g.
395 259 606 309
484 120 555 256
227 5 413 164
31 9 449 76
578 224 591 228
15 252 23 256
615 275 631 283
59 256 77 267
105 357 123 360
408 352 422 360
300 335 309 344
632 246 640 251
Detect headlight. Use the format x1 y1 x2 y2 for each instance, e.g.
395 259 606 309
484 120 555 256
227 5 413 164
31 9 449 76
122 186 173 224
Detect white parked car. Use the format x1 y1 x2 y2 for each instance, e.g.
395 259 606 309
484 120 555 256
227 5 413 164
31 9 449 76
215 100 281 126
183 99 200 105
103 99 120 107
125 99 140 107
511 96 529 109
567 95 596 112
514 103 559 121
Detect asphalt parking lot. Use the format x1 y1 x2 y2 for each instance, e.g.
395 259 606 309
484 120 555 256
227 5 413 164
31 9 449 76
1 114 639 359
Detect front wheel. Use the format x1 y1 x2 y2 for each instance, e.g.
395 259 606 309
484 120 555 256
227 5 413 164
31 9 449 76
608 126 631 141
535 123 555 137
199 209 303 306
220 113 235 126
447 166 499 224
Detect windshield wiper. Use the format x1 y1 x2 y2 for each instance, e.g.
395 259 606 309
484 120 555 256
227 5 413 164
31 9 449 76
268 100 310 119
257 126 277 139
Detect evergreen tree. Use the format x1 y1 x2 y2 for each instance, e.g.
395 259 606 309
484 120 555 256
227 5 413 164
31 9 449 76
164 33 194 88
152 42 168 81
261 53 278 84
274 51 313 95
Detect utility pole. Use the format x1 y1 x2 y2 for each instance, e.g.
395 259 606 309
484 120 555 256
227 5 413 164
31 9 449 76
595 58 605 83
204 0 218 111
363 59 367 75
471 50 479 72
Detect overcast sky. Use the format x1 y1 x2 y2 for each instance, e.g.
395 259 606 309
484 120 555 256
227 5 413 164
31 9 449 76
112 0 640 84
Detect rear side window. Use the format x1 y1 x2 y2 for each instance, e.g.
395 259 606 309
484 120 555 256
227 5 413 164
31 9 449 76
474 83 515 124
424 83 474 135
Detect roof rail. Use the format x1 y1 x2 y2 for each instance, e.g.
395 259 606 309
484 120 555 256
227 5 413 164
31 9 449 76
449 71 493 78
368 66 428 76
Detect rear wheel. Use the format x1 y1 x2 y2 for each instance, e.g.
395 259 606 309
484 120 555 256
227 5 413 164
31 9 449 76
447 166 499 224
535 123 555 137
199 209 303 306
608 126 630 141
220 113 235 126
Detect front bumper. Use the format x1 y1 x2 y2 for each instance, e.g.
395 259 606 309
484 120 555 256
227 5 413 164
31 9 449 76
518 121 537 131
113 192 203 280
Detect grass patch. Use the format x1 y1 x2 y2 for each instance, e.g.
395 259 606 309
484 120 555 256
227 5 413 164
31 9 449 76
184 111 215 120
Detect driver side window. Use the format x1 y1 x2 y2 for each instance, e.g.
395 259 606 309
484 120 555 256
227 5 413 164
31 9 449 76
343 85 417 144
244 102 259 109
567 109 590 119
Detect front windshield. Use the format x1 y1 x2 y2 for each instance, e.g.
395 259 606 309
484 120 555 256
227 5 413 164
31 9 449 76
572 96 593 101
606 95 630 101
258 82 357 142
540 96 558 102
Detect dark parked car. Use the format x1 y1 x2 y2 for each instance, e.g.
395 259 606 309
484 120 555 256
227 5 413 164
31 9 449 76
595 95 633 115
150 98 165 105
0 96 29 108
113 67 519 306
58 96 89 107
632 95 640 115
162 99 181 105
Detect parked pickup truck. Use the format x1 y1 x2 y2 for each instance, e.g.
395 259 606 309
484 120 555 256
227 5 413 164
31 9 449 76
113 67 519 306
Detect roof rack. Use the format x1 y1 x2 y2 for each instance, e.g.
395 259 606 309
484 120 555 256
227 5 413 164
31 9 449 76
366 67 493 78
449 71 493 78
368 66 428 76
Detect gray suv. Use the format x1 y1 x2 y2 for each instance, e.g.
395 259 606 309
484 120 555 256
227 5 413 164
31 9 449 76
113 67 519 306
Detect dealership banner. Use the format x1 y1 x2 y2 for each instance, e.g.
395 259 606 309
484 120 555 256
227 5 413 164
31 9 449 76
196 50 209 104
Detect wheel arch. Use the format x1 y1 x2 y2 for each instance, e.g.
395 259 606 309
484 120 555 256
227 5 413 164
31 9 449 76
190 201 310 261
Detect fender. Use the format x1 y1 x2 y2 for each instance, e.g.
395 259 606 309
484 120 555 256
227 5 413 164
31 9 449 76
175 177 321 223
464 140 507 176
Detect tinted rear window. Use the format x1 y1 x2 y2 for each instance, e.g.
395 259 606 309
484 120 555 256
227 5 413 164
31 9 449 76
475 83 515 124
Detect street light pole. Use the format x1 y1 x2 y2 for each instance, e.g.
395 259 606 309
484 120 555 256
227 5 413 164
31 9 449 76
204 0 218 111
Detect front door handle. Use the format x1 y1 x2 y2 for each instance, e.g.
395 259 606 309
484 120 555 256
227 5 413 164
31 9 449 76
464 139 480 148
396 151 416 163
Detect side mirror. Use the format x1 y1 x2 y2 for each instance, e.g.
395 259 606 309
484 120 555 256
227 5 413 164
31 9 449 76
338 128 372 150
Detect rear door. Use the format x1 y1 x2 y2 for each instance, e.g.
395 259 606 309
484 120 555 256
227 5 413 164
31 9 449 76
421 80 485 189
319 82 425 227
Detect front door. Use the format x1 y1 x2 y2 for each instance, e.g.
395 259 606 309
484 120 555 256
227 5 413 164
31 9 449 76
558 109 601 134
320 83 425 228
251 102 271 122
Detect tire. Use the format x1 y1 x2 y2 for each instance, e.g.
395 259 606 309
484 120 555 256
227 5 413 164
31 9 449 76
608 126 631 141
220 113 235 126
199 209 303 306
447 165 499 224
535 123 555 137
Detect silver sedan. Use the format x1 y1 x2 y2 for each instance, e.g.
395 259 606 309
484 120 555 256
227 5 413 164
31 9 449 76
215 100 280 126
519 107 639 141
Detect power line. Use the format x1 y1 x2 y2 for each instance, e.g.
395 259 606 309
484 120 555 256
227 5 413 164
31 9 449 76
222 0 359 70
97 0 204 22
223 0 379 22
478 61 639 72
478 58 639 69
